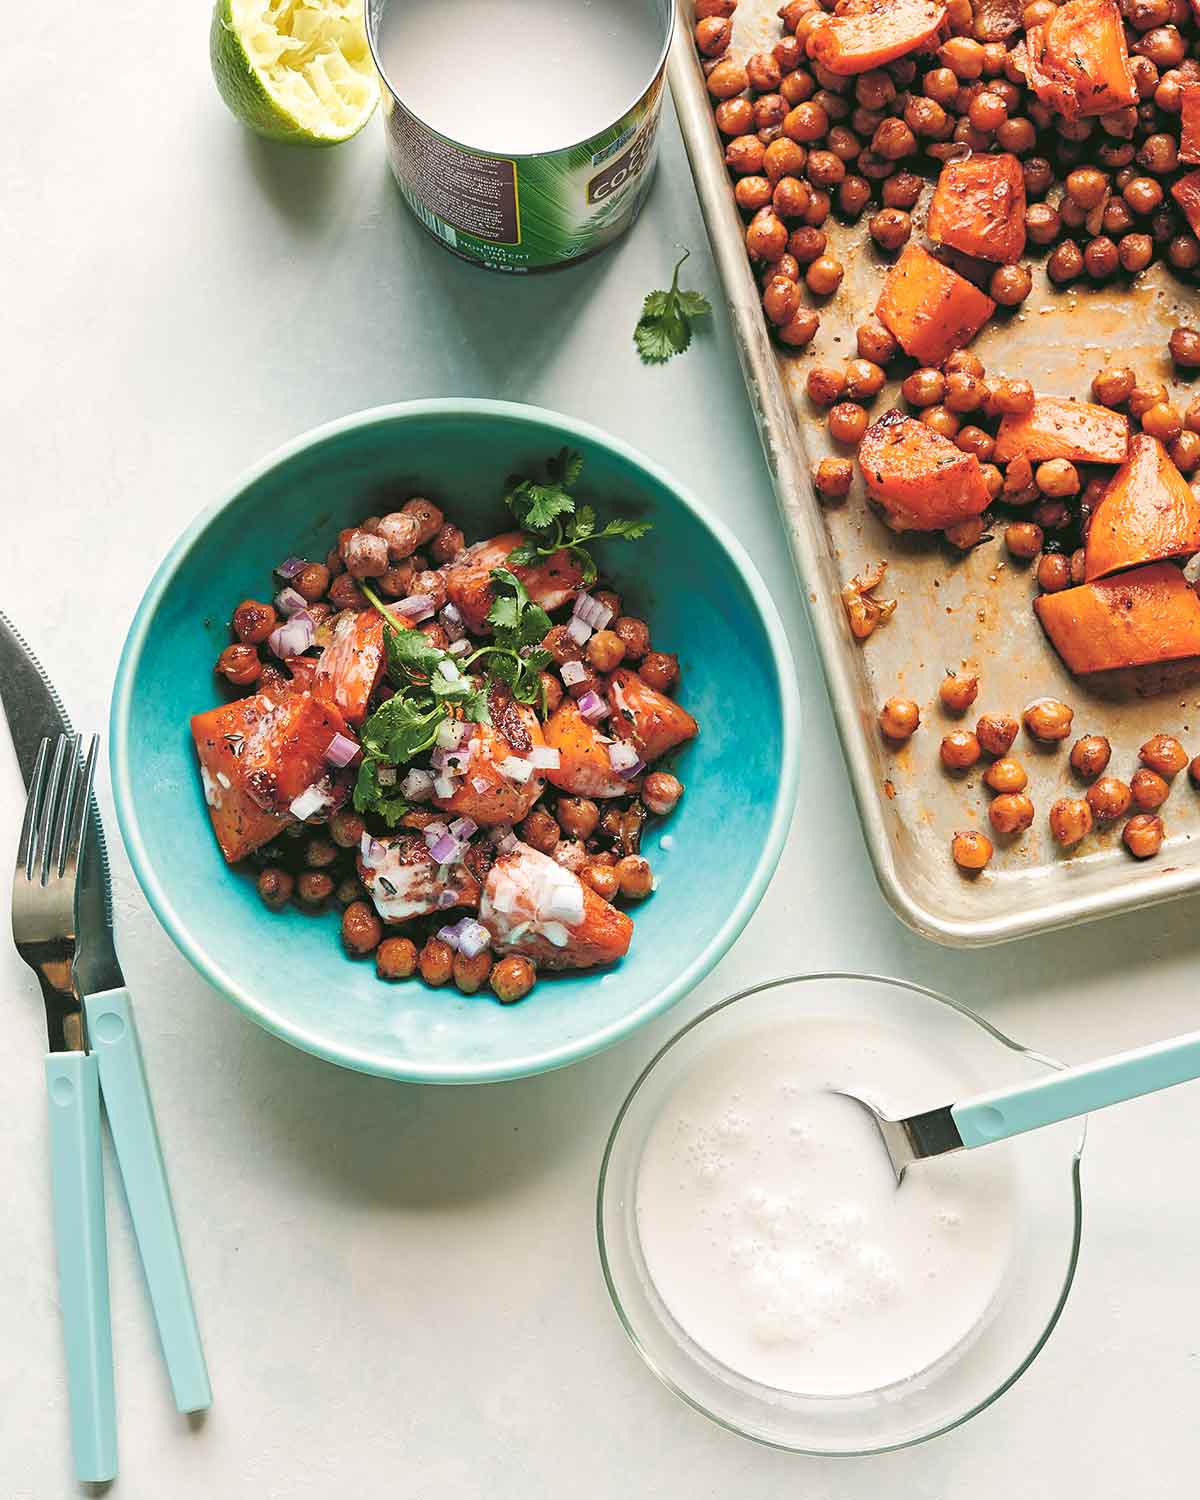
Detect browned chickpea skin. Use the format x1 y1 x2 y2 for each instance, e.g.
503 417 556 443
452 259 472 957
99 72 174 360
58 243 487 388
1141 402 1183 443
696 0 736 17
1070 735 1111 780
805 254 844 295
1169 327 1200 368
640 652 680 693
293 562 332 603
256 867 294 912
556 796 600 841
1130 767 1170 810
829 401 868 444
1025 202 1062 246
642 772 684 817
952 829 993 870
944 373 986 414
735 175 774 212
747 209 789 261
921 405 960 439
856 318 898 364
777 308 821 348
429 523 466 565
869 207 912 251
990 263 1033 307
586 629 626 675
1035 459 1080 498
814 457 854 498
941 730 982 771
616 855 654 900
706 58 750 100
1024 697 1074 742
1037 553 1073 593
232 599 277 645
613 616 651 661
882 171 923 209
764 137 807 182
216 643 262 686
984 757 1028 793
807 366 845 406
747 50 783 90
939 671 979 713
1047 241 1085 285
879 696 920 741
901 367 945 408
341 900 383 957
296 871 335 907
491 955 537 1004
843 359 885 401
762 275 803 329
1087 775 1133 821
1123 813 1165 858
519 806 561 855
305 837 338 870
1170 431 1200 474
1049 797 1094 848
1129 380 1168 419
417 937 455 987
581 862 621 901
1139 733 1188 776
725 134 766 175
715 97 754 135
956 425 994 461
327 573 368 611
1091 365 1136 406
376 936 418 981
695 13 732 52
783 100 829 142
1005 521 1044 560
451 949 493 995
989 791 1035 834
836 176 871 218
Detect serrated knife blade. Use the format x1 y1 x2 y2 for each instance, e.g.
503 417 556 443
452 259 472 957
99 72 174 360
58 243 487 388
0 608 123 995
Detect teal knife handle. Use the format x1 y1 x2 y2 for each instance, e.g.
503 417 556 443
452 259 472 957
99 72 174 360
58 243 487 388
952 1027 1200 1147
45 1051 117 1483
85 988 212 1414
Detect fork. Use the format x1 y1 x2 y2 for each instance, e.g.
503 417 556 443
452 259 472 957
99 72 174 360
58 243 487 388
13 732 116 1482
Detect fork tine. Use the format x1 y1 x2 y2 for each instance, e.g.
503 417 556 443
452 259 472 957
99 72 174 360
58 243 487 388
50 734 84 880
37 736 71 887
60 735 98 881
16 738 50 880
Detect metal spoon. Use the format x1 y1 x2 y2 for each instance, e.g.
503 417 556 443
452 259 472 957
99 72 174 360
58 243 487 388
841 1026 1200 1184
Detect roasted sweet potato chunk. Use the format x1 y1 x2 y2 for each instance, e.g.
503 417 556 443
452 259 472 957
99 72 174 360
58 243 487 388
357 833 483 922
1024 0 1136 118
1085 435 1200 581
993 396 1130 465
1181 83 1200 165
926 154 1026 263
443 533 585 635
1172 169 1200 236
875 245 996 368
606 669 699 763
480 843 633 971
313 609 385 725
432 711 547 826
858 409 991 531
806 0 948 74
543 701 634 798
1035 563 1200 674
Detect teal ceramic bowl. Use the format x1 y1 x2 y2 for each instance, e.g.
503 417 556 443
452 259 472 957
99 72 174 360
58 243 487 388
111 400 800 1083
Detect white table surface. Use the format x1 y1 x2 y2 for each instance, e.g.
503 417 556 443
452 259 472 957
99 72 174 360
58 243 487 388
4 12 1200 1497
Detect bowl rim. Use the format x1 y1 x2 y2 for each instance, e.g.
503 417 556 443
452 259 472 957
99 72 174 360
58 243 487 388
109 398 803 1084
596 970 1086 1454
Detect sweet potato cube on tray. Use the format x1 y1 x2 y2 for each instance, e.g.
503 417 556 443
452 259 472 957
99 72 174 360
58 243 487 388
1085 435 1200 581
1180 83 1200 165
1035 563 1200 675
806 0 948 73
1172 169 1200 236
858 409 990 531
191 689 351 861
993 396 1130 465
927 154 1026 263
875 245 995 368
1024 0 1136 118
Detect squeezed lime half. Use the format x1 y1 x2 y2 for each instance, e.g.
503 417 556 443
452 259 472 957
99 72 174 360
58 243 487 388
210 0 379 146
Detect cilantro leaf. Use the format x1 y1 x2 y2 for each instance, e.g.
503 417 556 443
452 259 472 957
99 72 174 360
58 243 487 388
633 249 711 366
471 568 555 705
500 453 652 588
352 758 411 828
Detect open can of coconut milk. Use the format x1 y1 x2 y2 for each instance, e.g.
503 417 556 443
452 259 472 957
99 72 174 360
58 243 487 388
365 0 674 272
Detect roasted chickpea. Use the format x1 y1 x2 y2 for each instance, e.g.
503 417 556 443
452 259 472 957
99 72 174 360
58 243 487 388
555 797 599 842
1141 401 1184 442
640 651 680 693
1170 234 1200 271
879 696 920 740
491 955 537 1004
1091 365 1136 406
1025 202 1062 245
296 871 334 907
784 100 829 142
778 306 822 347
449 949 492 995
996 116 1036 152
1189 754 1200 787
1139 733 1188 775
1084 236 1120 279
990 263 1033 306
747 50 783 91
613 616 651 661
939 671 979 713
844 358 886 400
1123 812 1165 858
747 209 789 262
1049 797 1094 847
520 806 561 855
726 133 766 175
1169 430 1200 474
956 425 994 460
707 58 750 100
417 936 455 986
984 756 1028 793
902 367 945 408
216 642 262 686
1024 697 1074 741
1065 166 1109 209
616 854 654 900
232 599 277 645
341 900 383 957
642 772 683 816
952 829 993 870
582 862 621 900
921 405 960 439
829 401 868 443
1131 767 1171 810
695 13 732 52
1035 459 1081 498
1005 521 1044 559
304 837 338 871
1037 553 1073 593
868 207 912 251
586 629 626 674
814 457 854 498
1047 240 1085 284
715 96 754 135
327 573 367 611
805 254 844 295
1087 775 1133 821
1129 379 1169 418
941 730 982 770
788 225 827 263
807 365 845 406
944 372 985 414
989 791 1035 834
376 936 418 981
969 90 1008 131
856 318 899 364
1169 326 1200 368
971 712 1016 759
1065 735 1110 781
256 867 294 912
882 171 923 210
735 174 774 212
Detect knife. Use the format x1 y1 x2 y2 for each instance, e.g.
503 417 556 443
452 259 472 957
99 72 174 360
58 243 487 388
0 609 211 1419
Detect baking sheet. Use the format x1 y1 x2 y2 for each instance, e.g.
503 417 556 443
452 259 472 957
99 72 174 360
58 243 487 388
669 2 1200 944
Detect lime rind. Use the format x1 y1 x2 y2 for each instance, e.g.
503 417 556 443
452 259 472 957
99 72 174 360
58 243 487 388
210 0 379 146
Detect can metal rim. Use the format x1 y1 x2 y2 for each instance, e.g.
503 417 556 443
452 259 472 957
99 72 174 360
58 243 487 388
364 0 676 160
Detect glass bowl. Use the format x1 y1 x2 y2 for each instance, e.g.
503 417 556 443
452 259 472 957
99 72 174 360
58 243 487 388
597 973 1084 1454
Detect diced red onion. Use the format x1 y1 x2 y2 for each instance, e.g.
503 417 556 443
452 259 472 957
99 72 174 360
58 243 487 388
433 773 459 800
401 768 434 801
607 741 644 779
289 782 332 821
275 586 308 618
396 593 436 622
429 832 461 864
436 717 471 751
436 887 460 909
499 756 534 784
436 924 461 951
423 822 449 845
526 746 560 770
576 690 608 724
488 823 513 845
324 732 361 768
439 603 466 642
495 831 518 854
449 817 478 840
560 660 588 687
267 614 315 660
566 615 592 647
275 556 306 579
470 775 492 795
360 832 384 863
437 660 461 683
573 592 613 631
447 638 471 656
376 765 396 786
456 919 491 960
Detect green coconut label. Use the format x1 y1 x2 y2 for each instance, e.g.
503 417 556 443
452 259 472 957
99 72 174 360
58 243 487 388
380 73 666 272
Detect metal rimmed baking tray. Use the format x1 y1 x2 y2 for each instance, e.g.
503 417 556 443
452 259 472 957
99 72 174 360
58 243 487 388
669 3 1200 945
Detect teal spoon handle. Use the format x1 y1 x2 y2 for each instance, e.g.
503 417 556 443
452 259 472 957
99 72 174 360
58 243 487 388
85 988 212 1414
953 1027 1200 1147
45 1051 117 1482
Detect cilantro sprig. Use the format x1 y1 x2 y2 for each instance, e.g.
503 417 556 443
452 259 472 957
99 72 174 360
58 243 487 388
504 449 651 587
634 249 711 365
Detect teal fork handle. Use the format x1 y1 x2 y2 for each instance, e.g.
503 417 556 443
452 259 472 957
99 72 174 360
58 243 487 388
952 1027 1200 1147
45 1051 117 1483
85 987 212 1414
